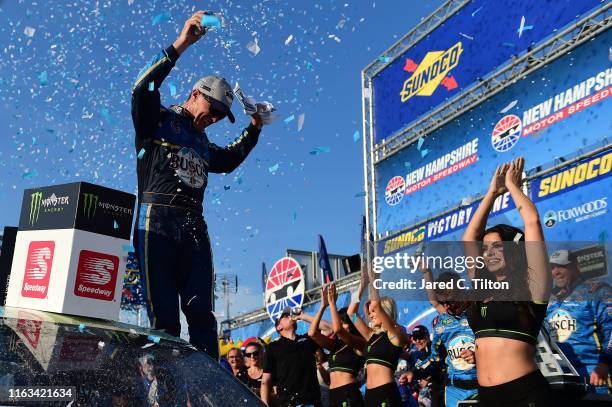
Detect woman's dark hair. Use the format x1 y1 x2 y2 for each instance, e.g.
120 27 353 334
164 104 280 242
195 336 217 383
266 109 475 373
338 307 360 337
478 223 530 301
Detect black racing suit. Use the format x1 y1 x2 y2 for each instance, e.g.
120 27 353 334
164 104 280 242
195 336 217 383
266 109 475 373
131 45 260 359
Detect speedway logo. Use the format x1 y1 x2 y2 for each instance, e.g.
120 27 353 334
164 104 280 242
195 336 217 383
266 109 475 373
29 192 70 225
21 241 55 298
82 193 133 219
400 42 463 103
543 197 607 228
74 250 119 301
169 147 208 189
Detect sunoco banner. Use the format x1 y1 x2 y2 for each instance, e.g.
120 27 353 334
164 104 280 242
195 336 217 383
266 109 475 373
375 29 612 236
372 0 602 142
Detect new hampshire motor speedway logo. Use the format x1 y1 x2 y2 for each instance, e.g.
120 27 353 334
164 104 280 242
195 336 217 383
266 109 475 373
491 114 522 152
265 257 305 322
543 197 607 228
385 176 406 206
29 191 70 225
400 42 463 103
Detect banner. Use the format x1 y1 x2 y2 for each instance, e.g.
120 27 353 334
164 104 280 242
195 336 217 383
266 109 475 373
375 29 612 236
372 0 602 142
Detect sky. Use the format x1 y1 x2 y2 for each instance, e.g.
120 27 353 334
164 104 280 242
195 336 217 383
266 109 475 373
0 0 444 318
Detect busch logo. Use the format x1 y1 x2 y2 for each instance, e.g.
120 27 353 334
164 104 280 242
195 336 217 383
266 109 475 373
74 250 119 301
82 193 99 219
22 241 55 298
169 147 207 188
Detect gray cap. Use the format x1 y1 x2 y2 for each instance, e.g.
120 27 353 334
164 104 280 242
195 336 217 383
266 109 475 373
193 76 235 123
549 250 575 266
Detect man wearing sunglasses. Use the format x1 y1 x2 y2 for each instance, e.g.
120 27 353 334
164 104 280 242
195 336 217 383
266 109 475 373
131 11 264 360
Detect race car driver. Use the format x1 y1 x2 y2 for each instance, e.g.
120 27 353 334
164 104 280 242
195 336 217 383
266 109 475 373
131 11 264 359
546 250 612 393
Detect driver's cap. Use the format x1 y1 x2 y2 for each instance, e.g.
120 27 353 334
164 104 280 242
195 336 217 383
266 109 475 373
193 75 235 123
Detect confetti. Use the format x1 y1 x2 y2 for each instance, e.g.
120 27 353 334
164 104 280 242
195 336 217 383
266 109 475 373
420 149 429 158
417 137 425 150
500 100 518 113
354 191 366 198
113 220 119 229
78 323 86 333
22 170 38 180
100 108 114 124
24 26 36 37
147 335 161 343
309 146 331 155
284 34 294 45
404 162 412 169
377 56 390 63
292 211 297 224
246 38 261 56
517 16 533 37
502 42 515 48
141 343 155 349
353 130 361 143
458 32 474 41
268 163 279 173
471 6 483 17
297 113 305 131
167 82 177 97
37 71 48 86
284 114 295 124
137 148 146 159
152 11 172 26
148 81 154 91
122 245 135 252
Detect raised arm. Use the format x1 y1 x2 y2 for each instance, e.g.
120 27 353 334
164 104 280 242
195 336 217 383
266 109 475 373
208 124 261 173
307 285 336 350
369 299 407 348
463 163 509 279
328 283 367 353
505 157 550 302
132 12 206 140
348 268 373 340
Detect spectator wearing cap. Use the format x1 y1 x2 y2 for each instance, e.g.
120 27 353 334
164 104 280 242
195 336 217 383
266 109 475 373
131 11 267 359
546 249 612 394
261 307 322 406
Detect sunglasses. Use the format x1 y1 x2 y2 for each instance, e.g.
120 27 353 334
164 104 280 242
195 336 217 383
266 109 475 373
228 356 242 360
200 93 227 120
245 351 260 358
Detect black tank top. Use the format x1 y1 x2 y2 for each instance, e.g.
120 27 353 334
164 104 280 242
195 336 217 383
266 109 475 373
365 332 403 370
328 341 365 376
466 301 548 345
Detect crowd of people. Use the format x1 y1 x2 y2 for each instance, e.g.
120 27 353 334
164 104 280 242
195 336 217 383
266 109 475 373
219 158 610 407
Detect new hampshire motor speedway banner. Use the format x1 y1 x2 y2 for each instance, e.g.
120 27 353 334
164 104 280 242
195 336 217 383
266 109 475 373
376 28 612 236
372 0 602 143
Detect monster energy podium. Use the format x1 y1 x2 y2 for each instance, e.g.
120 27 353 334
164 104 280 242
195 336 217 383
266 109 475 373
4 182 135 321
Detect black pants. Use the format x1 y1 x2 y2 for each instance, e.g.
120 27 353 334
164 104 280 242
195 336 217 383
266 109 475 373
364 382 401 407
329 382 365 407
136 203 218 359
478 369 551 407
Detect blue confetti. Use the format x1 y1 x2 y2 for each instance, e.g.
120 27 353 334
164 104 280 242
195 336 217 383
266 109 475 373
78 323 86 333
22 170 38 180
113 220 119 230
137 148 146 159
148 81 154 91
353 130 361 143
310 146 331 155
377 56 390 63
292 211 297 224
354 191 366 198
404 162 412 169
417 137 425 150
268 163 279 173
284 114 295 124
502 42 515 48
100 108 114 124
122 245 135 252
201 14 221 28
420 149 429 158
152 11 172 26
38 71 48 86
147 335 161 343
471 6 483 17
223 185 231 190
167 82 177 97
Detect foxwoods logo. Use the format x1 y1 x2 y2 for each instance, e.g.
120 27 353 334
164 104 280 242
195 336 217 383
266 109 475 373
82 193 99 219
29 192 70 225
544 197 607 228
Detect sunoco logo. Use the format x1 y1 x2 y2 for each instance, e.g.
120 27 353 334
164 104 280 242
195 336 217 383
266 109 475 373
82 193 99 219
544 197 607 228
400 42 463 103
29 192 70 225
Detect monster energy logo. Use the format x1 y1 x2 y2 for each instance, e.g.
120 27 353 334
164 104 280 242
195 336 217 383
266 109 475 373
481 306 487 318
82 193 99 219
29 191 43 225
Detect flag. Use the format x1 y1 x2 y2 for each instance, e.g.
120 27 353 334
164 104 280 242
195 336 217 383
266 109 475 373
318 235 334 283
261 262 268 293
